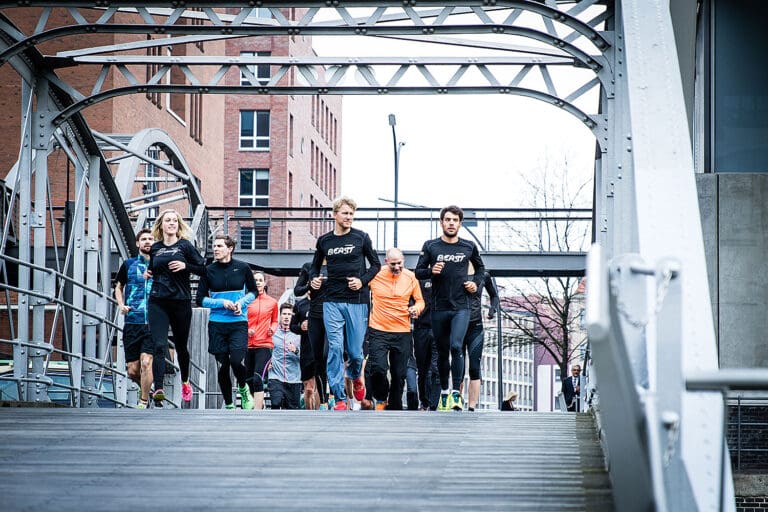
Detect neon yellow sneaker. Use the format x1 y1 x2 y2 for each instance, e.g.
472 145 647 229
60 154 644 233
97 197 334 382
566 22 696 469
451 391 464 411
438 393 451 412
239 386 254 410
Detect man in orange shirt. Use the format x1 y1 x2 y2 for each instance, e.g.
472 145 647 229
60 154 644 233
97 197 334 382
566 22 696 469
368 248 424 410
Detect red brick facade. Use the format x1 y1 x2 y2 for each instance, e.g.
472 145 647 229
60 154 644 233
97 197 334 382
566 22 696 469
0 7 341 302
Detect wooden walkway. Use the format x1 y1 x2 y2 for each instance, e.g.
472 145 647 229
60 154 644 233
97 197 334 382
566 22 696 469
0 408 613 511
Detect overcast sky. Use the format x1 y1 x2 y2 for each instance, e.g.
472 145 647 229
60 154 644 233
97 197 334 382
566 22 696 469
310 36 597 211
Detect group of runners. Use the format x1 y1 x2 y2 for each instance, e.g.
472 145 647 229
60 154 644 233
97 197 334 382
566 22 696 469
115 198 497 411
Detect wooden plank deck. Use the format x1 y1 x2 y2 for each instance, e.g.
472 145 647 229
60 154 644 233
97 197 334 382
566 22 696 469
0 409 613 511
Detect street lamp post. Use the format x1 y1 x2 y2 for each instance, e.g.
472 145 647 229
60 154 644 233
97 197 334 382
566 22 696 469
388 114 405 247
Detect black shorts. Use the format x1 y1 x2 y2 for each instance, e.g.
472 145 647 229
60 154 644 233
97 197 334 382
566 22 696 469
123 323 152 363
207 321 248 355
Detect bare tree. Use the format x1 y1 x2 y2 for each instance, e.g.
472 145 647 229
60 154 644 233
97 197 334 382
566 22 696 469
496 154 591 376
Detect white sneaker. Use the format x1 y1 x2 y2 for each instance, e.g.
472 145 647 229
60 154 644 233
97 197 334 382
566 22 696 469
351 399 362 411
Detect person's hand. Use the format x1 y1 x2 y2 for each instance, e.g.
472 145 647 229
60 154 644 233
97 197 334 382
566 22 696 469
143 270 152 280
301 320 308 331
233 302 242 316
267 328 274 336
347 277 362 291
407 306 419 318
487 311 495 320
464 280 478 294
168 260 186 272
119 305 130 315
248 328 255 337
288 342 297 354
432 262 445 275
310 276 324 289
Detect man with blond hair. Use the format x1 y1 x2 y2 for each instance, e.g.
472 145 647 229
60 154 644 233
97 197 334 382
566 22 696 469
310 196 380 410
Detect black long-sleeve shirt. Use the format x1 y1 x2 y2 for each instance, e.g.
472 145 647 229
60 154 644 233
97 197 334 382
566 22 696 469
469 271 499 322
148 238 206 301
294 261 327 318
310 228 380 304
414 237 485 311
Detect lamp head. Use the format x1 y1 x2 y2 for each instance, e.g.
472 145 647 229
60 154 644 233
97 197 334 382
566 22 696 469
388 114 396 126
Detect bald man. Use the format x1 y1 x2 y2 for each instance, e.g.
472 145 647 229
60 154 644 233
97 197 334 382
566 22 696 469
367 248 424 410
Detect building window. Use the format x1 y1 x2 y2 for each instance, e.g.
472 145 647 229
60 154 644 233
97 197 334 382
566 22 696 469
240 51 271 86
166 41 186 123
189 93 203 144
145 36 162 108
239 168 269 206
712 1 768 172
289 114 294 156
239 110 270 150
240 221 269 250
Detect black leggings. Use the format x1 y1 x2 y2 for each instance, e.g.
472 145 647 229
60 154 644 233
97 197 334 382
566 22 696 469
245 347 272 394
209 322 248 405
215 348 247 405
148 298 192 390
308 316 328 403
462 320 484 381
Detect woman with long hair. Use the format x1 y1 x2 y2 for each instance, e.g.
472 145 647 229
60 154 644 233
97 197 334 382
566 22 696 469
146 208 206 405
246 271 278 410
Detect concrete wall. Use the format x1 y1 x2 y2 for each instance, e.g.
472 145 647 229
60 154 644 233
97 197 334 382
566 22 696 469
697 174 768 368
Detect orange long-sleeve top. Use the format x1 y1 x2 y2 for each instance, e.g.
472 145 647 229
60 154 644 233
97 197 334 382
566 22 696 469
368 267 424 333
247 291 278 349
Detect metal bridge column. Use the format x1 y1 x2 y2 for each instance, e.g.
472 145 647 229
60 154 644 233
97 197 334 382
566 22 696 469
15 78 32 401
29 82 56 403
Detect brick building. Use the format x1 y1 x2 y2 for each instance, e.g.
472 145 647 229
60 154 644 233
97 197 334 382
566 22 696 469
0 7 341 302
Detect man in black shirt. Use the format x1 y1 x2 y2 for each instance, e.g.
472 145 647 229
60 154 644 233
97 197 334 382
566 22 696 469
310 196 380 410
415 205 485 412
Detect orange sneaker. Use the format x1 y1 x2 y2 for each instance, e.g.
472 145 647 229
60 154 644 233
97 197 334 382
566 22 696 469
352 377 366 401
375 401 387 411
333 400 348 411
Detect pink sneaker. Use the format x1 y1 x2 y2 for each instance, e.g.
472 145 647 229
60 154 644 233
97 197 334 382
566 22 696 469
181 382 192 402
332 400 348 411
352 377 366 401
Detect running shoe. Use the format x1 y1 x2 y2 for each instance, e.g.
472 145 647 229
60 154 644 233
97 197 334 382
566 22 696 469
239 386 254 410
375 401 387 411
451 391 464 411
153 388 165 401
319 403 329 411
181 382 193 402
136 401 147 409
332 399 348 411
437 393 451 412
224 403 235 410
352 376 366 401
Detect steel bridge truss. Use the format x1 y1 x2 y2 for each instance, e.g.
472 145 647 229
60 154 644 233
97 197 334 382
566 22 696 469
0 2 738 511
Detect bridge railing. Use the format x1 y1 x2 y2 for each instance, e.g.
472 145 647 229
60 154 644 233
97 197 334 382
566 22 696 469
204 206 592 253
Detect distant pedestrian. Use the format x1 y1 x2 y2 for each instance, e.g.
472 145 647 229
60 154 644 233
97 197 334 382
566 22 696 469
114 229 155 408
146 208 206 405
269 303 302 409
309 196 380 410
415 205 486 412
562 364 583 412
196 234 257 410
501 390 518 411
